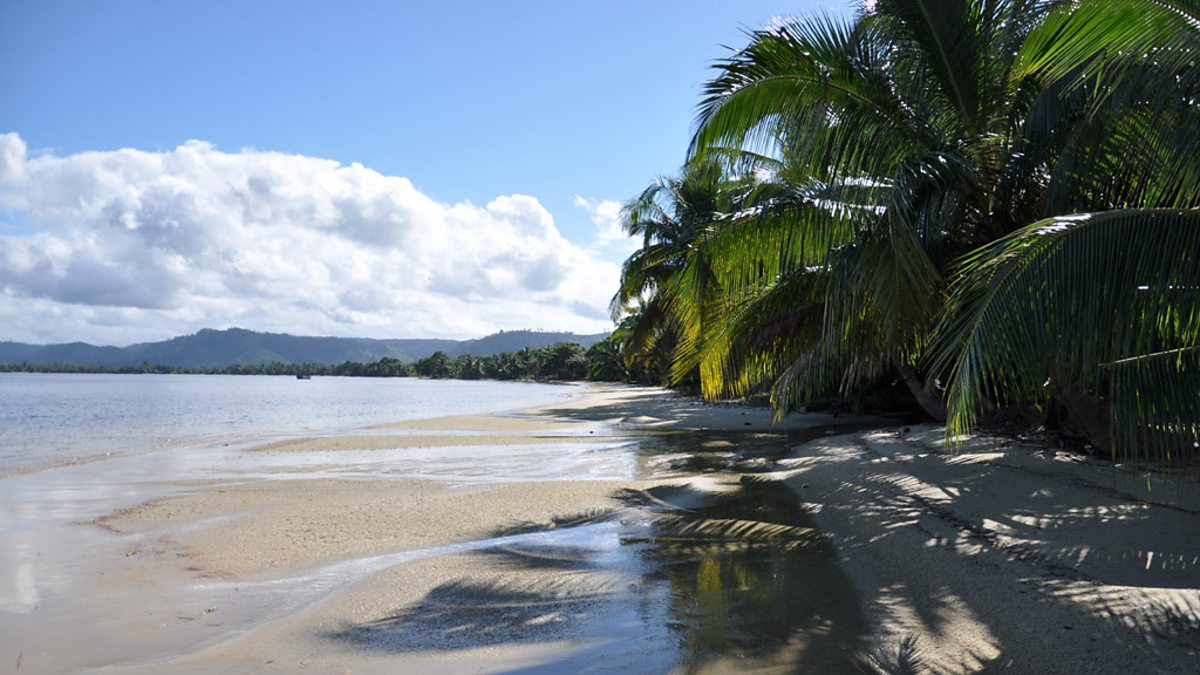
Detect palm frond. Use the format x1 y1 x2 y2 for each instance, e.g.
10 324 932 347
691 15 938 164
697 264 828 401
1016 0 1200 93
874 0 985 132
1105 347 1200 466
932 209 1200 460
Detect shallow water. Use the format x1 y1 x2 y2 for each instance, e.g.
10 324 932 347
329 479 868 673
0 380 872 673
52 481 867 673
0 374 577 475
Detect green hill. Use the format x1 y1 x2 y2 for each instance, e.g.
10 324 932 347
0 327 608 368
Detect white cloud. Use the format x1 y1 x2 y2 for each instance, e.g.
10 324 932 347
574 194 638 257
0 132 619 344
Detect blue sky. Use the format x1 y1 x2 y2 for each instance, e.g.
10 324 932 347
0 0 849 344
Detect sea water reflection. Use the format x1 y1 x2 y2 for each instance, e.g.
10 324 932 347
330 477 869 673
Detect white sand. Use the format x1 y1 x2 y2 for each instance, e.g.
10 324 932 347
775 425 1200 673
102 478 634 577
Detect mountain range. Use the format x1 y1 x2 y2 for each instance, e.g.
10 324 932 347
0 328 609 368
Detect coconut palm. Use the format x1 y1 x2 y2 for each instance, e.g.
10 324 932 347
678 0 1199 457
929 0 1200 461
611 158 747 384
686 0 1048 420
585 336 627 382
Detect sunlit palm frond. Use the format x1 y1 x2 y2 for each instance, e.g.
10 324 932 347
697 264 828 401
1016 0 1200 93
931 209 1200 459
692 14 937 167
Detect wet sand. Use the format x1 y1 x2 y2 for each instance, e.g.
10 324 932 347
101 478 633 578
5 383 1199 673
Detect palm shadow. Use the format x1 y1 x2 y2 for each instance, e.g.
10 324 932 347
626 426 878 476
630 478 869 672
324 475 872 672
326 575 614 651
791 428 1200 672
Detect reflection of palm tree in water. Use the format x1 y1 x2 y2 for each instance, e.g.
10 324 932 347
325 478 872 671
668 556 763 656
628 479 869 671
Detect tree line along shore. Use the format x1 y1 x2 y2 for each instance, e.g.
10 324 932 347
0 340 650 385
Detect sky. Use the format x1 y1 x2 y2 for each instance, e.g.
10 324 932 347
0 0 850 346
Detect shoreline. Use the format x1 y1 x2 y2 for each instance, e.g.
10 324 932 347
4 382 1198 673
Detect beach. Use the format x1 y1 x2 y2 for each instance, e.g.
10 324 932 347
4 382 1198 673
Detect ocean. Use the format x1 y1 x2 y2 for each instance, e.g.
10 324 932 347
0 373 579 475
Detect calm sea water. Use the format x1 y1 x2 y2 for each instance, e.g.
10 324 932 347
0 373 578 474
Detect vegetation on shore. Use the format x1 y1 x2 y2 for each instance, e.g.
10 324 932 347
611 0 1199 464
0 339 647 384
0 327 608 370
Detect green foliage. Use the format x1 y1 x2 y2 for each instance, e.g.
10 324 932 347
0 359 410 377
1 341 639 385
414 351 453 378
585 337 627 382
644 0 1047 417
611 0 1200 463
405 342 625 383
931 210 1200 461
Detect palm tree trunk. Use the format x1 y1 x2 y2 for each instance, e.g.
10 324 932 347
898 363 947 422
1056 381 1112 453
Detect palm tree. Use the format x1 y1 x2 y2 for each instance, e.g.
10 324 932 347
929 0 1200 460
585 336 628 382
687 1 1048 420
678 0 1198 458
611 158 746 385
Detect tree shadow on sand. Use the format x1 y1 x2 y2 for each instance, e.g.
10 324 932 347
627 426 877 476
327 575 614 651
323 476 875 672
788 429 1200 673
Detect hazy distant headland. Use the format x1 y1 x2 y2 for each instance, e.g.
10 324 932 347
0 327 609 369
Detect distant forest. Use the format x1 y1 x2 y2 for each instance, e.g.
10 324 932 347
0 339 656 385
0 327 609 369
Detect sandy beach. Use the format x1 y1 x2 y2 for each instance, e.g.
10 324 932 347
6 382 1199 673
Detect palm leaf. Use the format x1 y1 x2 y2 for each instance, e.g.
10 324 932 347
1105 347 1200 466
1016 0 1200 93
874 0 985 132
932 209 1200 461
692 15 938 165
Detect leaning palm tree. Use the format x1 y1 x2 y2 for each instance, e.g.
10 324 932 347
688 1 1049 420
930 0 1200 461
683 0 1199 458
611 158 746 384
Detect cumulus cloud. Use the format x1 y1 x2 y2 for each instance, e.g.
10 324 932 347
0 132 619 344
574 195 637 257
